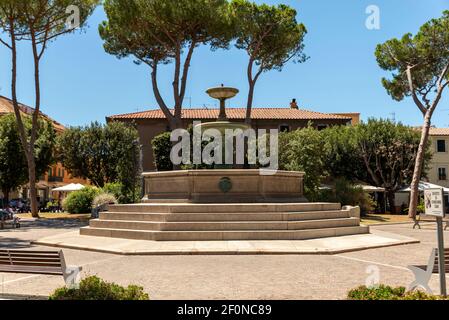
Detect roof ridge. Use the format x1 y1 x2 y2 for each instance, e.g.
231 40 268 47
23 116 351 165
108 107 353 121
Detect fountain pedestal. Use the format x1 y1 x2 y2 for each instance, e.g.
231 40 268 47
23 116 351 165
142 169 306 203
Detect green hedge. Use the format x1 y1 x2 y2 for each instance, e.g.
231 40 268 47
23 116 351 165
151 131 173 171
62 186 100 214
348 285 448 300
49 276 149 300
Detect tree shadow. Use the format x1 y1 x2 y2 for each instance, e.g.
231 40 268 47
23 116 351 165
16 218 89 230
363 214 389 222
0 236 34 249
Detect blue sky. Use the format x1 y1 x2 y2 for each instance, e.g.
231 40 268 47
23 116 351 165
0 0 448 127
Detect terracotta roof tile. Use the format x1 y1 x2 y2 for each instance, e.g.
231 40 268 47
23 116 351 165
0 95 65 132
108 108 353 121
429 128 449 136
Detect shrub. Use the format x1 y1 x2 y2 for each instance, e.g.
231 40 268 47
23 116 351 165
49 276 149 300
347 285 447 300
151 131 173 171
92 193 117 208
62 186 100 213
279 125 326 201
318 178 375 215
102 182 140 204
102 182 122 200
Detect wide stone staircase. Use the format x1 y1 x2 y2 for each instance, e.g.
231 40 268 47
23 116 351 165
80 202 369 241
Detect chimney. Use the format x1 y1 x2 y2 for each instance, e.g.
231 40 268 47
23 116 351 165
290 98 298 109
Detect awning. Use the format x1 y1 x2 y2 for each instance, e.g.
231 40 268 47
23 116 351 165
51 183 85 192
319 183 385 192
355 184 386 192
398 181 449 193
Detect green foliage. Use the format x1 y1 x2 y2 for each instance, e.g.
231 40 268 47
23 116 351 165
57 122 141 203
62 186 100 214
321 125 365 181
92 193 117 208
0 114 56 200
348 285 447 300
279 125 325 201
49 276 149 300
100 0 233 128
230 0 307 72
318 178 375 215
151 132 173 171
101 182 139 204
0 0 99 46
278 120 429 209
100 0 232 62
375 10 449 102
102 182 122 200
151 128 218 171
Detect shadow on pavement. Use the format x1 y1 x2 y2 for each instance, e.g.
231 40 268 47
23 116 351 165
16 218 89 230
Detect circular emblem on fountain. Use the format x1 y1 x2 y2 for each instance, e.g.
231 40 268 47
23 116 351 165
219 177 232 193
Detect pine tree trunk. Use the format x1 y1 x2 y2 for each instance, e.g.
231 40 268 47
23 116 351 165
245 81 255 125
408 111 432 219
8 19 40 218
27 158 39 216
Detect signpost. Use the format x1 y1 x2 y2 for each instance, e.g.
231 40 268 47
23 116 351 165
423 188 447 296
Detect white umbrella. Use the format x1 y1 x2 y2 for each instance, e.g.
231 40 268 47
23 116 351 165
51 183 85 192
398 181 449 193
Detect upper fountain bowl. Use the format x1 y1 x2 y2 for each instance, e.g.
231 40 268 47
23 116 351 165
206 87 239 100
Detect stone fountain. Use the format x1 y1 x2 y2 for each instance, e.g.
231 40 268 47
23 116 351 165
79 86 367 241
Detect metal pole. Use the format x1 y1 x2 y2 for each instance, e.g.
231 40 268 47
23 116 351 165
436 216 447 296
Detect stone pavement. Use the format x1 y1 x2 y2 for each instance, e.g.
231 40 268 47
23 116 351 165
0 219 447 299
32 228 417 255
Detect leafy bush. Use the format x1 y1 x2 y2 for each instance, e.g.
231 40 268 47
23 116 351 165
102 182 122 200
279 125 326 201
101 182 140 204
92 193 117 208
49 276 149 300
62 186 100 213
151 131 173 171
348 285 447 300
318 178 375 215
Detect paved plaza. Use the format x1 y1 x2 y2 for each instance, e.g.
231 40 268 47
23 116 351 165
0 219 447 299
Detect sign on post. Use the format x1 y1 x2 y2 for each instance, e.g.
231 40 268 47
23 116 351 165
424 188 445 218
424 188 446 296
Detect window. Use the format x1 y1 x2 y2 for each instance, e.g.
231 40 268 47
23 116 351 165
439 168 447 181
279 125 290 133
48 168 52 177
437 140 446 153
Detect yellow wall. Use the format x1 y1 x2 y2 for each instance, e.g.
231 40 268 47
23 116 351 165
427 135 449 188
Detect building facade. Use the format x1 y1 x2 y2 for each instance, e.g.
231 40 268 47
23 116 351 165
0 95 88 204
427 128 449 188
107 105 359 172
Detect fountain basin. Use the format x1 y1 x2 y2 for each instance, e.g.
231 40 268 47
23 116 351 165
142 169 306 203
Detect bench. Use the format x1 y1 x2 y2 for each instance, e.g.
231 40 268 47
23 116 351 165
408 248 449 294
0 249 81 288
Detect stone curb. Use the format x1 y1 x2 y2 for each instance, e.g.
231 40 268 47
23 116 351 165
32 237 419 256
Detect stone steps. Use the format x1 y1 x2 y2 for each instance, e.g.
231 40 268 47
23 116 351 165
99 210 350 222
89 217 360 231
107 202 342 213
81 202 368 241
80 225 369 241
